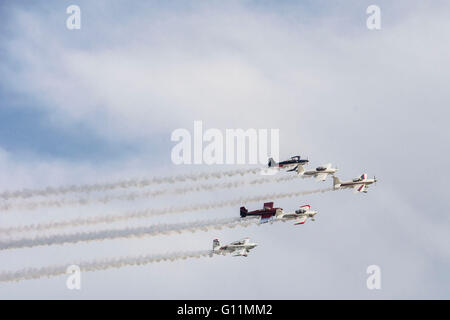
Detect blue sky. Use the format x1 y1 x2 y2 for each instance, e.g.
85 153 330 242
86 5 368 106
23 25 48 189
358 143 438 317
0 0 400 161
0 0 449 299
0 87 143 160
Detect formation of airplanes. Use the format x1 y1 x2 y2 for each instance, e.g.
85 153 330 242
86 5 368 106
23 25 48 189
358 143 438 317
214 155 377 257
271 155 376 193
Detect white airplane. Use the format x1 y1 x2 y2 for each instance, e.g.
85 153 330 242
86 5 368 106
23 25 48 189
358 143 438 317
212 238 258 257
298 163 338 181
333 173 377 193
274 205 318 225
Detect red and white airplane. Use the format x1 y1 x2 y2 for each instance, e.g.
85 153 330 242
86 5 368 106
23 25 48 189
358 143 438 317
274 205 318 225
333 173 377 193
240 202 283 224
212 238 258 257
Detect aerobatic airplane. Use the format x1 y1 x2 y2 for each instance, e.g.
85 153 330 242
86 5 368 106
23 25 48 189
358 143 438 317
212 238 258 257
267 155 309 173
274 204 318 225
299 163 338 181
240 202 283 223
333 173 377 193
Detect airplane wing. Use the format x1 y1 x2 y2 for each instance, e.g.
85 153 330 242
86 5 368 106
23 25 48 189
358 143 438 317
232 249 248 257
353 184 366 193
287 165 298 172
260 213 273 224
294 216 308 225
315 173 328 181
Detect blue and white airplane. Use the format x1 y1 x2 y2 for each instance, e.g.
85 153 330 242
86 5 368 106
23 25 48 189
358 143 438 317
267 155 309 173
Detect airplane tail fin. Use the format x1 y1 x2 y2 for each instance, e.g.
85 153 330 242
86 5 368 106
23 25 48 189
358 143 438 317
240 206 248 217
213 239 220 251
268 158 277 168
333 176 341 188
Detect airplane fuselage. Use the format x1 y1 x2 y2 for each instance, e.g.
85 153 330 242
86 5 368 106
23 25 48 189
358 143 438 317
276 210 317 221
339 179 376 188
213 238 258 257
335 177 376 193
303 169 337 176
243 208 282 217
219 243 257 253
277 159 308 168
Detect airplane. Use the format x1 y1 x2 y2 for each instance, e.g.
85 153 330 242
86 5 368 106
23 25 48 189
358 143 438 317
212 238 258 257
274 204 318 225
299 163 338 181
333 173 377 193
240 202 283 223
267 156 309 173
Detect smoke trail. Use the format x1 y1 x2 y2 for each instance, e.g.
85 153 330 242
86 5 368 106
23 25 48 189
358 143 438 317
0 188 334 235
0 175 302 212
0 217 261 251
0 168 261 200
0 250 212 283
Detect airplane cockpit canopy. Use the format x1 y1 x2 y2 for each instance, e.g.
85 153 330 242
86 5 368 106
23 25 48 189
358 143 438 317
316 166 326 171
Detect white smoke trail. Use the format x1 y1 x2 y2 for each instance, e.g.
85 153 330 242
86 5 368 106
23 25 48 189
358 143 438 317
0 175 303 212
0 168 261 200
0 217 260 251
0 188 334 235
0 250 212 283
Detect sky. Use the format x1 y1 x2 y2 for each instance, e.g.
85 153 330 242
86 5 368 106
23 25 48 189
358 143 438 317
0 0 449 299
